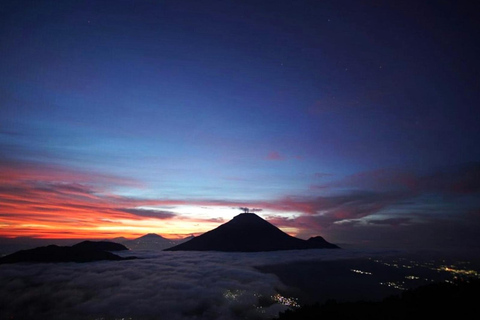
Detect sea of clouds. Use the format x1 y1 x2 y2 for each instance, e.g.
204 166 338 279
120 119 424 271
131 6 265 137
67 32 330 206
0 249 391 320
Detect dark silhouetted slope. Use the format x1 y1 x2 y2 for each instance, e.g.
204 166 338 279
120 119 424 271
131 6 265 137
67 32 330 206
72 240 128 252
306 236 338 248
165 213 339 252
275 280 480 319
0 241 136 264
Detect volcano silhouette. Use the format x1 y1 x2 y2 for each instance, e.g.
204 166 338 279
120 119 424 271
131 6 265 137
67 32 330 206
165 213 339 252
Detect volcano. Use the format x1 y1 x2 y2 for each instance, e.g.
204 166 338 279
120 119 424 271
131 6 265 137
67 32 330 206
165 213 339 252
120 233 193 250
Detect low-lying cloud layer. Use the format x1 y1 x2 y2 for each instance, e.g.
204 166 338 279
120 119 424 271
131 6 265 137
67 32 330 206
0 249 377 320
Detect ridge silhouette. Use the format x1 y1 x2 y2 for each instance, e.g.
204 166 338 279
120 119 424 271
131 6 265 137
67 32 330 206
0 241 135 264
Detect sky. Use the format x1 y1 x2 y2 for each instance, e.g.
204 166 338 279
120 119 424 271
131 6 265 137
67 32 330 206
1 0 479 249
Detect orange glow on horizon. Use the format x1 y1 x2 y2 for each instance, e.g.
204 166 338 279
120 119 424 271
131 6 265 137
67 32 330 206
0 161 311 240
0 162 221 239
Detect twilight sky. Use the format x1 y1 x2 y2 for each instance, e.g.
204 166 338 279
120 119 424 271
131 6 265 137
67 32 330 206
1 0 479 249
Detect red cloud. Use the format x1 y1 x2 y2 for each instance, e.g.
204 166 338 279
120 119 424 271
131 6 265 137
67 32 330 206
3 157 479 241
3 162 395 238
265 151 284 160
0 159 142 188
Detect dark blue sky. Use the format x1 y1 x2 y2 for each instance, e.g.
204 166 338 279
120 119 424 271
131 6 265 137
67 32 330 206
1 0 479 248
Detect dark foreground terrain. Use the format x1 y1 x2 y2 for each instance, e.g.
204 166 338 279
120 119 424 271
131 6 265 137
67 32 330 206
256 253 480 305
275 280 480 319
0 241 136 264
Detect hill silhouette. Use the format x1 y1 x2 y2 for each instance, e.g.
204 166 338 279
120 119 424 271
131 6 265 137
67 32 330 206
165 213 339 252
72 240 128 252
0 241 135 264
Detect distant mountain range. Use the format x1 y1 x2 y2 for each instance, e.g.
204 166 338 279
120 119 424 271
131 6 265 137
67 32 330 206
0 234 192 257
115 233 194 250
0 215 338 259
0 241 136 264
166 213 339 252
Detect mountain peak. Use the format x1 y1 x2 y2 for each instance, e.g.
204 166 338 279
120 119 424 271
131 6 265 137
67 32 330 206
233 212 262 219
165 213 339 252
120 233 192 250
228 213 277 228
136 233 167 240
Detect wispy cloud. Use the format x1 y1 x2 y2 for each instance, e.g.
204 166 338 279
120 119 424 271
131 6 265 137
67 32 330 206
265 151 284 161
268 163 480 246
2 157 479 248
116 208 177 219
366 217 412 226
0 158 143 188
